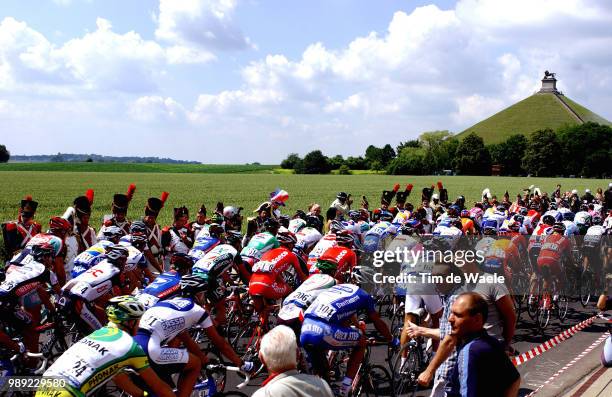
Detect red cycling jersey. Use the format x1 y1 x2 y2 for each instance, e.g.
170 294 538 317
249 247 303 300
537 233 571 278
310 246 357 278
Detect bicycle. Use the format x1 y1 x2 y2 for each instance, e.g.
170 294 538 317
535 266 568 332
347 340 392 397
390 332 432 396
0 344 48 396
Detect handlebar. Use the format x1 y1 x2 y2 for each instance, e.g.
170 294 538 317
209 364 251 389
10 351 48 375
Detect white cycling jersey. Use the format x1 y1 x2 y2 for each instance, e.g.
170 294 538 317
575 211 591 226
288 219 307 234
296 227 322 251
279 274 336 321
307 234 337 268
192 244 237 276
63 261 120 302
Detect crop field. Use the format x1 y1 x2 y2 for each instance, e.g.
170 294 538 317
0 162 277 174
1 171 609 229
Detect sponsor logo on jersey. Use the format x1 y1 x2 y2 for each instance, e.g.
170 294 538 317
336 294 359 308
79 338 109 356
161 317 185 334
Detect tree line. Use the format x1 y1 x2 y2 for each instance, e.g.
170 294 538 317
280 122 612 177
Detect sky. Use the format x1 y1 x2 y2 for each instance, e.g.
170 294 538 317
1 0 611 163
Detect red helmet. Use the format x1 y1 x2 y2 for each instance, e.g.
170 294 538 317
49 216 72 232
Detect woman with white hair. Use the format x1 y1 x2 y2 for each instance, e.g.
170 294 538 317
254 325 333 397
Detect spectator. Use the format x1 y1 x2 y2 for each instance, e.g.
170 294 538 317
604 183 612 212
582 188 595 203
446 292 520 397
307 203 324 231
254 325 333 397
325 207 337 233
330 192 351 218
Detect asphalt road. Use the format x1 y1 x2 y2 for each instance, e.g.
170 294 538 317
224 299 609 397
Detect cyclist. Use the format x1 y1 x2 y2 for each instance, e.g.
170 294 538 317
61 245 132 332
36 295 175 397
575 206 592 235
583 215 607 287
240 218 280 273
460 210 477 235
0 243 58 356
537 222 573 297
134 275 251 397
309 231 357 282
223 206 243 231
124 221 164 274
300 283 392 396
249 230 307 326
188 222 223 262
191 230 245 327
71 227 122 278
135 253 193 309
307 224 340 270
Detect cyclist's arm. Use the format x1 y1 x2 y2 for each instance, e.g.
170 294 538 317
0 329 21 353
177 331 208 364
204 324 242 367
37 285 55 313
291 256 307 282
136 367 176 397
368 311 392 342
495 295 516 348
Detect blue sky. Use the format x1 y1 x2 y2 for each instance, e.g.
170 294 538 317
1 0 611 162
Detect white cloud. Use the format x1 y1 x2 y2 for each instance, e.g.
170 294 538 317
129 96 186 122
155 0 251 64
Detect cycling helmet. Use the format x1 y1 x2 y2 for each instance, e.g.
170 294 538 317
106 296 146 324
223 206 240 219
483 226 498 235
105 245 129 262
348 210 361 221
460 210 470 219
329 220 344 233
519 207 528 216
49 217 71 232
225 230 243 245
378 211 394 222
306 215 322 230
279 215 291 228
31 242 55 260
264 218 280 232
294 210 307 220
315 259 338 276
335 230 354 247
170 252 194 270
180 274 209 296
102 226 123 240
422 237 450 253
130 221 147 235
512 215 525 225
130 233 148 247
592 215 603 225
542 215 556 226
552 222 566 234
277 230 297 246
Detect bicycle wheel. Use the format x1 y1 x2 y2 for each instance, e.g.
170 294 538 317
536 295 551 331
579 270 594 307
556 294 569 322
512 273 529 315
392 343 422 396
362 365 392 396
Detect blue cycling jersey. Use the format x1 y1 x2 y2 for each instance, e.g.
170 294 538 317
142 271 181 299
304 284 375 324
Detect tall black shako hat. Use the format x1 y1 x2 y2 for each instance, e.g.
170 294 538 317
381 184 400 205
174 206 189 221
422 184 435 201
112 184 136 214
437 181 448 203
20 195 39 214
395 184 414 205
74 189 95 216
145 192 169 217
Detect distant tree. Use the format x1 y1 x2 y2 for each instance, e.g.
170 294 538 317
365 145 383 168
488 134 527 176
51 152 64 162
86 157 93 162
329 155 345 170
381 144 396 165
338 164 351 175
0 144 9 163
387 147 426 175
280 153 301 169
345 156 368 170
558 122 612 178
454 133 491 175
297 150 331 174
417 130 455 173
522 129 561 177
396 139 421 153
370 160 383 172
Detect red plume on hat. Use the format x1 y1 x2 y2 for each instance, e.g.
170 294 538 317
126 184 136 202
25 195 32 201
393 184 400 192
437 181 443 190
406 184 413 193
160 191 170 206
85 189 94 205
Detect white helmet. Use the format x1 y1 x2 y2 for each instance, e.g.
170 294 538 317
223 206 240 219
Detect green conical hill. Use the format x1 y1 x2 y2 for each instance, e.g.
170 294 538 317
457 92 611 144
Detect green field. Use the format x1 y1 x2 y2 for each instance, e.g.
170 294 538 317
0 162 277 173
1 171 609 232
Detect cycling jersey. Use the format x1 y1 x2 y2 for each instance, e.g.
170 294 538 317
309 246 357 278
279 274 336 322
295 227 322 251
135 271 182 308
38 324 149 397
584 225 606 248
0 261 57 308
483 208 508 229
188 234 220 261
63 261 122 302
307 234 338 270
558 208 575 222
433 225 463 249
461 217 476 234
289 219 307 234
71 241 114 278
134 297 213 366
575 211 591 233
537 234 572 278
562 220 580 236
528 224 552 251
468 207 484 227
240 232 279 260
192 244 238 279
363 221 397 253
249 248 301 300
392 210 412 225
542 210 562 223
481 238 520 280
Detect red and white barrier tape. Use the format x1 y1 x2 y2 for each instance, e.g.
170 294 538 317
512 315 597 366
524 332 609 397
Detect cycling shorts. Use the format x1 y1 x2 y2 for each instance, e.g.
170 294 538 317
536 257 563 279
482 257 504 276
404 294 442 316
134 330 189 367
300 318 361 350
249 274 292 300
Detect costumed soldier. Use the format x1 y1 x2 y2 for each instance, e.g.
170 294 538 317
188 205 209 237
98 183 136 238
2 195 42 259
162 206 193 260
437 181 449 206
391 184 414 216
143 192 169 273
419 184 435 233
372 184 399 222
72 189 97 253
